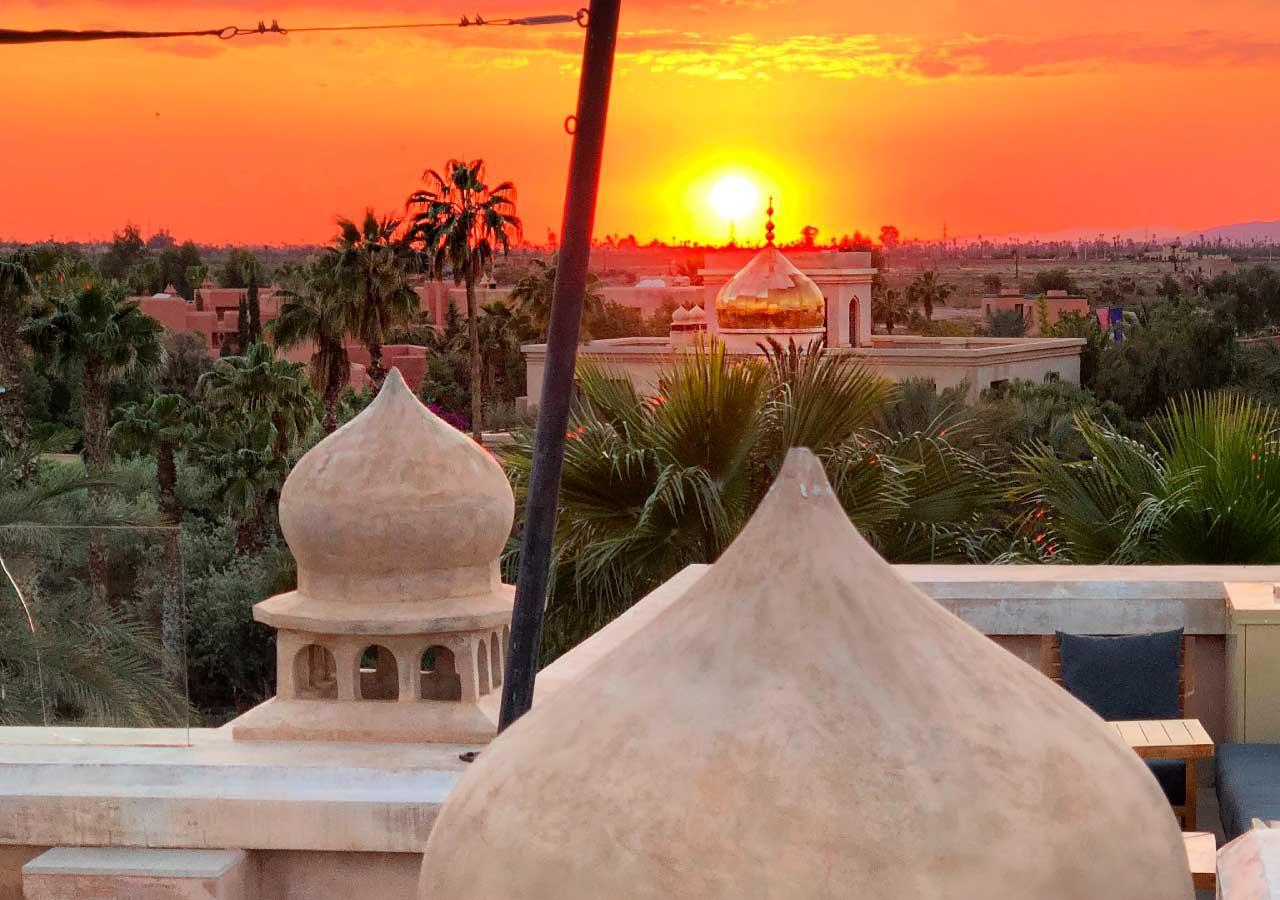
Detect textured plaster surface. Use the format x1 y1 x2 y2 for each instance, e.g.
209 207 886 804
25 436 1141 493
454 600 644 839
421 450 1194 899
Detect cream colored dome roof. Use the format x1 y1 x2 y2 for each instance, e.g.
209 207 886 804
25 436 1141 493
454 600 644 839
259 369 514 632
715 244 826 330
419 449 1192 900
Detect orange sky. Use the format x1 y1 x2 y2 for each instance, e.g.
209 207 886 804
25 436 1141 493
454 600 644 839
6 0 1280 245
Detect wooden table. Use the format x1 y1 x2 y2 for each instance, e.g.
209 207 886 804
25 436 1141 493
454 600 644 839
1183 831 1216 890
1107 719 1215 829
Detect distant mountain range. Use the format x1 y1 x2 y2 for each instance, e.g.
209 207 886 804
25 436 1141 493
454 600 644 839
960 220 1280 246
1179 221 1280 244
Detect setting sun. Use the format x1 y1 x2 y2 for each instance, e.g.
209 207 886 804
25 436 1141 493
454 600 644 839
709 174 761 225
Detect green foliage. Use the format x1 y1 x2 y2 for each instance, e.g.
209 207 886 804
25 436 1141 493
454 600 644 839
407 158 522 436
986 308 1027 337
972 379 1134 463
1046 310 1106 389
509 256 604 339
1015 392 1280 564
327 211 417 387
1028 267 1078 295
181 517 288 719
503 341 990 659
217 248 261 289
0 443 188 726
1093 301 1238 418
1202 265 1280 333
905 270 955 321
269 263 351 432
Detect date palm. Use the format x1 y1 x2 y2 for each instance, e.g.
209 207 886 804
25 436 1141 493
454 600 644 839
407 159 522 440
0 256 35 456
906 270 955 322
196 344 316 553
198 342 316 458
0 438 188 725
110 394 192 681
327 211 417 391
111 394 192 524
270 265 351 433
23 281 164 601
510 257 603 339
872 286 912 335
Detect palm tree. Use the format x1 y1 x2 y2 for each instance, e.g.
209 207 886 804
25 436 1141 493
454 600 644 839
1014 392 1280 563
327 211 417 391
0 438 188 725
196 344 316 552
872 286 912 335
407 159 522 440
906 270 955 322
510 257 603 339
502 340 990 658
269 266 351 433
475 300 533 408
109 394 191 682
23 281 164 600
0 255 35 456
111 394 191 524
199 343 316 458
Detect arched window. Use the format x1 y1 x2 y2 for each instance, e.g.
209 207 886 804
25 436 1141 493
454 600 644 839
358 645 399 701
420 646 462 701
490 632 502 688
477 640 491 696
293 644 337 700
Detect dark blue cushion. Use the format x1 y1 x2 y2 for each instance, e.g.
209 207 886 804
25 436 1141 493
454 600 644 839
1217 743 1280 841
1057 629 1182 721
1147 758 1186 806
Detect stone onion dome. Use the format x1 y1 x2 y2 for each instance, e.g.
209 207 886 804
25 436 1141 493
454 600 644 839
230 368 515 744
715 200 826 332
419 449 1192 898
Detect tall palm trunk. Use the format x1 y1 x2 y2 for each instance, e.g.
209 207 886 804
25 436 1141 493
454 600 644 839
0 304 29 461
81 362 111 605
366 339 386 391
235 494 268 556
317 340 348 435
322 380 342 434
156 440 183 685
465 277 483 442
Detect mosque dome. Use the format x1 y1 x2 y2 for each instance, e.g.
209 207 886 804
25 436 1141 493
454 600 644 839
714 201 826 331
267 369 514 619
419 450 1192 900
671 305 691 325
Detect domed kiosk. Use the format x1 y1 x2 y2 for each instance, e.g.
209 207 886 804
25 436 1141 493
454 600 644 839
231 369 515 744
418 449 1193 898
713 200 826 350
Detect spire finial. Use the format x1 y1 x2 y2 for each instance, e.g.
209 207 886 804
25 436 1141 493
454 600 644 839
765 196 776 246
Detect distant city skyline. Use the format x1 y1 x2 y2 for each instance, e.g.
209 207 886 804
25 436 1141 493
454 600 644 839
7 0 1280 245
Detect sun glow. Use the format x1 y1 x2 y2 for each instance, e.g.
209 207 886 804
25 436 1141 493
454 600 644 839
709 174 761 224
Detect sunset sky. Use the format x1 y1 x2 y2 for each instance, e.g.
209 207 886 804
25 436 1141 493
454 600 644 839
7 0 1280 246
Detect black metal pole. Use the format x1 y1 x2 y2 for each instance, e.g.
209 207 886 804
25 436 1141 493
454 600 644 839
499 0 620 732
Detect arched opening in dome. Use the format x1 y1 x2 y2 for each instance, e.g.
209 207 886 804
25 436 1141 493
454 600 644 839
292 644 337 700
477 640 491 696
420 645 462 701
358 644 399 701
490 632 503 688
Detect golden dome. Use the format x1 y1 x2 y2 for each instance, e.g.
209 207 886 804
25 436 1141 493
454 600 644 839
715 244 826 331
